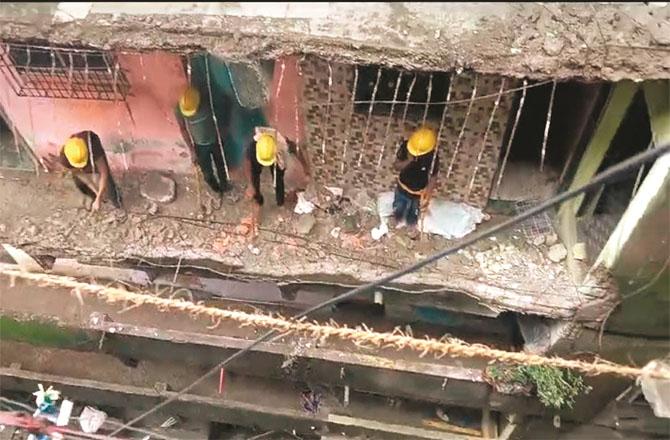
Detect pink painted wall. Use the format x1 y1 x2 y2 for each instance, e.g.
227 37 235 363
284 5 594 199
267 56 306 146
0 51 192 174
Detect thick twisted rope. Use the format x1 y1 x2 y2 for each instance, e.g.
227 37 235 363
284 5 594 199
2 268 667 380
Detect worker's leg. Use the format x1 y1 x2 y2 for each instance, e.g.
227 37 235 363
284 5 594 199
195 144 221 193
392 188 410 224
405 195 420 227
72 174 97 200
106 176 123 209
211 141 231 192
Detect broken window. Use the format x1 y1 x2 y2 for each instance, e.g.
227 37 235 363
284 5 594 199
354 65 451 122
0 42 131 100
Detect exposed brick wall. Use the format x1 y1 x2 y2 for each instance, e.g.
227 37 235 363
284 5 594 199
300 56 520 208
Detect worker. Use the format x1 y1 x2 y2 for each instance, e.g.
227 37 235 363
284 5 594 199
175 86 230 193
392 126 440 239
244 129 291 233
43 131 122 211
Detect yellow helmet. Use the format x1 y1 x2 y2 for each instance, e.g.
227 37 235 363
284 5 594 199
407 126 437 157
256 133 277 167
179 86 200 117
63 137 88 168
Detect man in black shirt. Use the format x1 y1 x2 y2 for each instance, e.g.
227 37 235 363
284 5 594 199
244 130 292 234
44 131 122 211
393 126 439 237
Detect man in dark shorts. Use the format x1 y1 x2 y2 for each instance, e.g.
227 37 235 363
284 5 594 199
175 86 230 193
44 130 122 211
244 129 295 234
393 126 440 239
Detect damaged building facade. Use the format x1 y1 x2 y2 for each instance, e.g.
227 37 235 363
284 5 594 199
1 2 669 439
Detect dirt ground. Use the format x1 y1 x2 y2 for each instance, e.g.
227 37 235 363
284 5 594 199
0 167 604 319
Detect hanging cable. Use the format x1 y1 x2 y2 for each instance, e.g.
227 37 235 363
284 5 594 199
108 142 670 437
204 53 230 182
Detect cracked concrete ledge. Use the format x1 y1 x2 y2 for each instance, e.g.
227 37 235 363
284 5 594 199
1 3 669 81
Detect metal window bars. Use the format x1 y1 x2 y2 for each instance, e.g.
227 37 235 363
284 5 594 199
0 42 131 101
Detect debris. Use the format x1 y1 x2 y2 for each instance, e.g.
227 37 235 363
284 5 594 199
79 406 107 434
248 244 261 255
420 199 485 239
33 384 60 413
547 243 568 263
371 222 389 240
330 227 341 239
532 235 546 247
0 224 6 234
301 390 321 415
639 359 670 418
147 202 159 215
342 213 361 234
351 190 375 213
294 192 315 214
573 243 587 260
543 34 565 56
56 400 73 427
140 173 176 204
295 214 316 235
324 186 344 198
436 407 450 423
545 232 559 246
2 244 45 273
160 417 178 429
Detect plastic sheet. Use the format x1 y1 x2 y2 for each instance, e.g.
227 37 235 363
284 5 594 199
373 191 485 240
640 359 670 419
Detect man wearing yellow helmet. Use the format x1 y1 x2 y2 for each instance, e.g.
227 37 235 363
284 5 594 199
43 131 122 211
244 128 293 232
392 126 440 237
175 86 230 193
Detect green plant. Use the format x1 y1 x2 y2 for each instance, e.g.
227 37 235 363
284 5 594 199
487 365 591 410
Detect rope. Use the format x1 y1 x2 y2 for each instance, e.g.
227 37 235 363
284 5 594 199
2 268 666 381
106 142 670 436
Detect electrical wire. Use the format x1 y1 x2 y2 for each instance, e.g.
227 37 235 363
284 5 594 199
108 143 669 437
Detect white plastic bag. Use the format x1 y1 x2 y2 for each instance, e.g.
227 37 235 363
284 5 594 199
79 406 107 433
640 359 670 419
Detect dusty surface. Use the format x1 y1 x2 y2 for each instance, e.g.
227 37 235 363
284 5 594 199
0 168 616 319
1 3 669 81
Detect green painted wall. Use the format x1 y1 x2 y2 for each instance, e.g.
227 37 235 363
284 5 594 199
190 54 268 168
0 316 95 349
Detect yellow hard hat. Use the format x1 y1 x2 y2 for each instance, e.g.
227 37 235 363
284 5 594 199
256 133 277 167
407 126 437 157
179 86 200 117
63 137 88 168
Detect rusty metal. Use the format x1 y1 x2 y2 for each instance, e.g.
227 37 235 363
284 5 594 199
0 43 130 101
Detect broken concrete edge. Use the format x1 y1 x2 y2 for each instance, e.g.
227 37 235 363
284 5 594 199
0 367 475 440
1 10 669 82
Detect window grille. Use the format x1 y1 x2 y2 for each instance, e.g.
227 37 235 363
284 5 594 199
0 42 131 101
354 64 451 122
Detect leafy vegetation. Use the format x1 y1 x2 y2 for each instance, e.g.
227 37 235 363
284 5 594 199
487 365 591 410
